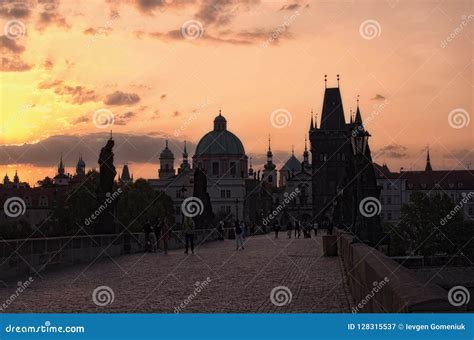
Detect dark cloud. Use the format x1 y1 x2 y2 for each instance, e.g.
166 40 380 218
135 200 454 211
160 94 167 100
37 0 69 31
0 132 196 167
0 56 32 72
83 26 113 35
114 111 137 125
0 35 25 53
37 79 99 104
375 144 408 159
443 148 474 165
196 0 260 26
137 26 293 45
104 91 140 105
0 2 31 18
371 94 386 101
279 3 300 11
73 115 89 124
131 0 195 14
43 59 53 69
173 110 180 117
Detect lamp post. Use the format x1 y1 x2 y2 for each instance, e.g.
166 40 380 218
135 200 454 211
350 127 370 243
180 185 187 225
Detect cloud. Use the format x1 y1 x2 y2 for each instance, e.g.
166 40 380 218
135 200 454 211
43 59 53 69
0 56 32 72
196 0 260 26
83 26 113 35
0 35 25 53
37 79 99 104
0 132 196 167
173 110 180 117
73 115 90 124
114 111 137 125
130 0 195 14
160 94 167 100
136 26 293 45
279 3 300 11
371 94 386 101
104 91 140 105
443 148 474 165
36 1 70 31
375 144 408 159
0 2 31 18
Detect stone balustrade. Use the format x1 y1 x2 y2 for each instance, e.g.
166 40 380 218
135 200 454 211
336 229 458 312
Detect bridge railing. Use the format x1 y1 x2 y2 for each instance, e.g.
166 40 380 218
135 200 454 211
335 229 458 312
0 228 224 281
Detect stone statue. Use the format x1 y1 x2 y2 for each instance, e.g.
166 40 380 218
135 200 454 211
193 168 214 229
95 135 117 234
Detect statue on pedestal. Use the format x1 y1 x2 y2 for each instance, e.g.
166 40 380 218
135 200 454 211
95 133 117 234
192 167 214 229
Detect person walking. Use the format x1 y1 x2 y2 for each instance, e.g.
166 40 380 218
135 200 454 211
240 220 247 240
183 216 195 254
294 220 301 238
273 220 280 239
217 220 225 241
286 220 293 239
143 220 156 252
234 219 244 250
161 217 171 254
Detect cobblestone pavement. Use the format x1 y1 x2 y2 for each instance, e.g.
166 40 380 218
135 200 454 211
0 234 353 313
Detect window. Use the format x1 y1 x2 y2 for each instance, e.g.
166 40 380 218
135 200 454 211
212 162 219 176
268 175 273 183
387 197 391 205
176 190 182 198
469 206 473 216
221 190 226 198
387 212 392 220
230 162 236 175
39 195 48 207
226 190 231 198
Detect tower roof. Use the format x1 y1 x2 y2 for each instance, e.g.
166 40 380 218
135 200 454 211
121 164 131 180
160 140 174 159
425 147 433 172
320 87 346 130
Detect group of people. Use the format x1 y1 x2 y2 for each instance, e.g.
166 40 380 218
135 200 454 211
143 217 171 254
272 220 320 239
143 216 196 255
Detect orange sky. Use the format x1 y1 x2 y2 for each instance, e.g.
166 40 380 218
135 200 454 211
0 0 472 185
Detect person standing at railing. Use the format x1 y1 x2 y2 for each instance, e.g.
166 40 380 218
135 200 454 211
154 217 162 251
183 216 195 254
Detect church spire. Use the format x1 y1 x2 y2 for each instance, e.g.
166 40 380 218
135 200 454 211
354 95 363 127
425 146 433 172
58 153 65 175
310 109 314 131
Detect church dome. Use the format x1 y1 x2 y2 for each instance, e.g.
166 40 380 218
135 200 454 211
195 112 245 156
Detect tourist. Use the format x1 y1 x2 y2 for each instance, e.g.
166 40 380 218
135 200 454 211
218 220 225 241
240 220 247 240
154 217 162 251
273 220 280 238
183 216 195 254
144 220 157 253
314 222 318 237
295 220 301 238
286 221 293 238
234 219 244 250
161 217 171 254
143 220 152 252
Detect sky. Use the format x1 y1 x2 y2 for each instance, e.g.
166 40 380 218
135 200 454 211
0 0 472 185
